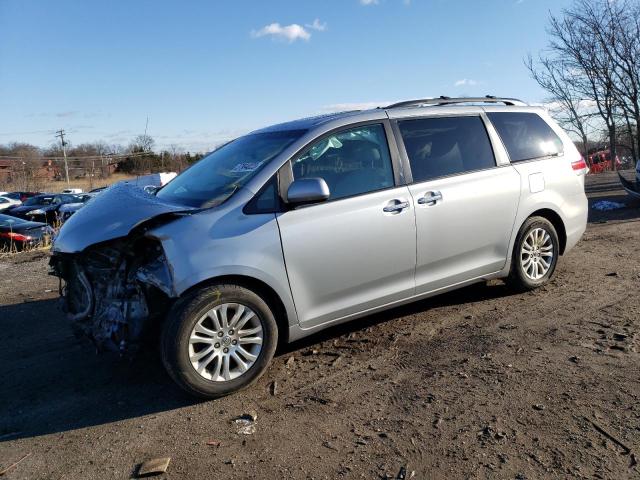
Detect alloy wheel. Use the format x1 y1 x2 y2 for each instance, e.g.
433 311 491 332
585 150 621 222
188 303 263 382
520 227 554 280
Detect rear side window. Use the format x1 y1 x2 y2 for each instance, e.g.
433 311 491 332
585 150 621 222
487 112 564 162
398 116 496 183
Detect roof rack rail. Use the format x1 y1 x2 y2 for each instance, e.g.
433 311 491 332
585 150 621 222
385 95 527 109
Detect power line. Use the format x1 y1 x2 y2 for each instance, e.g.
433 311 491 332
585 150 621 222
0 129 57 136
0 150 157 161
54 129 70 185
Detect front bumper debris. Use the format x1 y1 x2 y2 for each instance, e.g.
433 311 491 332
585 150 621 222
49 238 174 354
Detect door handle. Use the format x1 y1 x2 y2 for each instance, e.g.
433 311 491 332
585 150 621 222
383 200 410 213
417 191 443 206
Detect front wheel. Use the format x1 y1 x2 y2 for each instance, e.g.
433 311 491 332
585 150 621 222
161 284 278 399
507 216 560 291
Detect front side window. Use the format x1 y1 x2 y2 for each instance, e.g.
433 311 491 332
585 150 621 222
487 112 564 162
157 129 305 208
291 124 395 201
398 116 496 183
245 176 278 214
57 195 77 204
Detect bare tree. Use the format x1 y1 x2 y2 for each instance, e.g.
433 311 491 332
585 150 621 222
531 0 640 170
601 0 640 164
129 134 155 153
549 1 620 169
1 143 45 191
168 144 186 172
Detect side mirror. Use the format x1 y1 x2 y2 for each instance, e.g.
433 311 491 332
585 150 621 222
143 185 159 195
286 178 330 206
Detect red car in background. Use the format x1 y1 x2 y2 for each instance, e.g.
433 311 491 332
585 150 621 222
588 150 621 173
2 191 41 202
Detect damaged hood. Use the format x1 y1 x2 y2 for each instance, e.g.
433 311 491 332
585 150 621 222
53 182 196 253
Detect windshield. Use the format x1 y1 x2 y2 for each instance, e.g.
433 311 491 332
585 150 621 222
24 195 53 206
57 194 80 203
156 129 305 207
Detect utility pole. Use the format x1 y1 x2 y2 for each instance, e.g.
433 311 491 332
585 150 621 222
55 129 70 185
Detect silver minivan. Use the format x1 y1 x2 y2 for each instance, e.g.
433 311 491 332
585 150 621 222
50 97 588 398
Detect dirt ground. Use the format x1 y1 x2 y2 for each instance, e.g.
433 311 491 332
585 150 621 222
1 171 639 479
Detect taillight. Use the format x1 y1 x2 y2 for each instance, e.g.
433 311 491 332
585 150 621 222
0 232 32 242
571 156 589 175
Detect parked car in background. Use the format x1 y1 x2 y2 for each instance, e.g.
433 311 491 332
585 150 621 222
0 196 22 211
3 191 40 202
50 96 588 399
588 150 621 173
61 188 84 194
6 193 83 225
0 214 54 251
58 193 97 223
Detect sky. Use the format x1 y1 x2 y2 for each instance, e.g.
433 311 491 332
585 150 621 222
0 0 574 153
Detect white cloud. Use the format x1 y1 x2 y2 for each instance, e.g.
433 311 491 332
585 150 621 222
360 0 412 7
454 79 478 87
251 23 311 43
321 101 393 112
305 18 327 32
56 111 79 118
154 128 249 153
542 99 598 112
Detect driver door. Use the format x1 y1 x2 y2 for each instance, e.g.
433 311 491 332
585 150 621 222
276 123 417 328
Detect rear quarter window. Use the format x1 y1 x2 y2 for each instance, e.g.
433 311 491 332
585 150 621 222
487 112 564 162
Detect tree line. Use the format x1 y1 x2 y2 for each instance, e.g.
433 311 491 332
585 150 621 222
0 134 206 191
528 0 640 169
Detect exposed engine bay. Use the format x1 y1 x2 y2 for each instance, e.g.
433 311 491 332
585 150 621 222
46 182 198 354
49 234 174 354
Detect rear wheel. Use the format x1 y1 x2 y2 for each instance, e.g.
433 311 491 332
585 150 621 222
161 284 278 398
507 216 559 291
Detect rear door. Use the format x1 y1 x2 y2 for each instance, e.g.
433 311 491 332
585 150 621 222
276 122 416 328
394 114 521 294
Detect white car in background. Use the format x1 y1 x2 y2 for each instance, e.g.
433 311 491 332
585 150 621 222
0 196 21 211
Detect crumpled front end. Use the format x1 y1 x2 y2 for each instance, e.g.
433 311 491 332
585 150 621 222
50 235 175 354
48 182 197 353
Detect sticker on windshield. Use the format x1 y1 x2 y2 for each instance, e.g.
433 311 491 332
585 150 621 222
231 162 261 173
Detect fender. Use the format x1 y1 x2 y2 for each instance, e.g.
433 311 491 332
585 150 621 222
146 199 299 329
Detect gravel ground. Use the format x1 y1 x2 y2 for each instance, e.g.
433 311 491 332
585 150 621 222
0 172 639 479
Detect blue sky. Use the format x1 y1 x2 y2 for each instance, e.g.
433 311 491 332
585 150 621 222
0 0 572 152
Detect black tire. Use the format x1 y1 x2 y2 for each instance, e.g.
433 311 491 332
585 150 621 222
507 216 560 291
161 284 278 399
